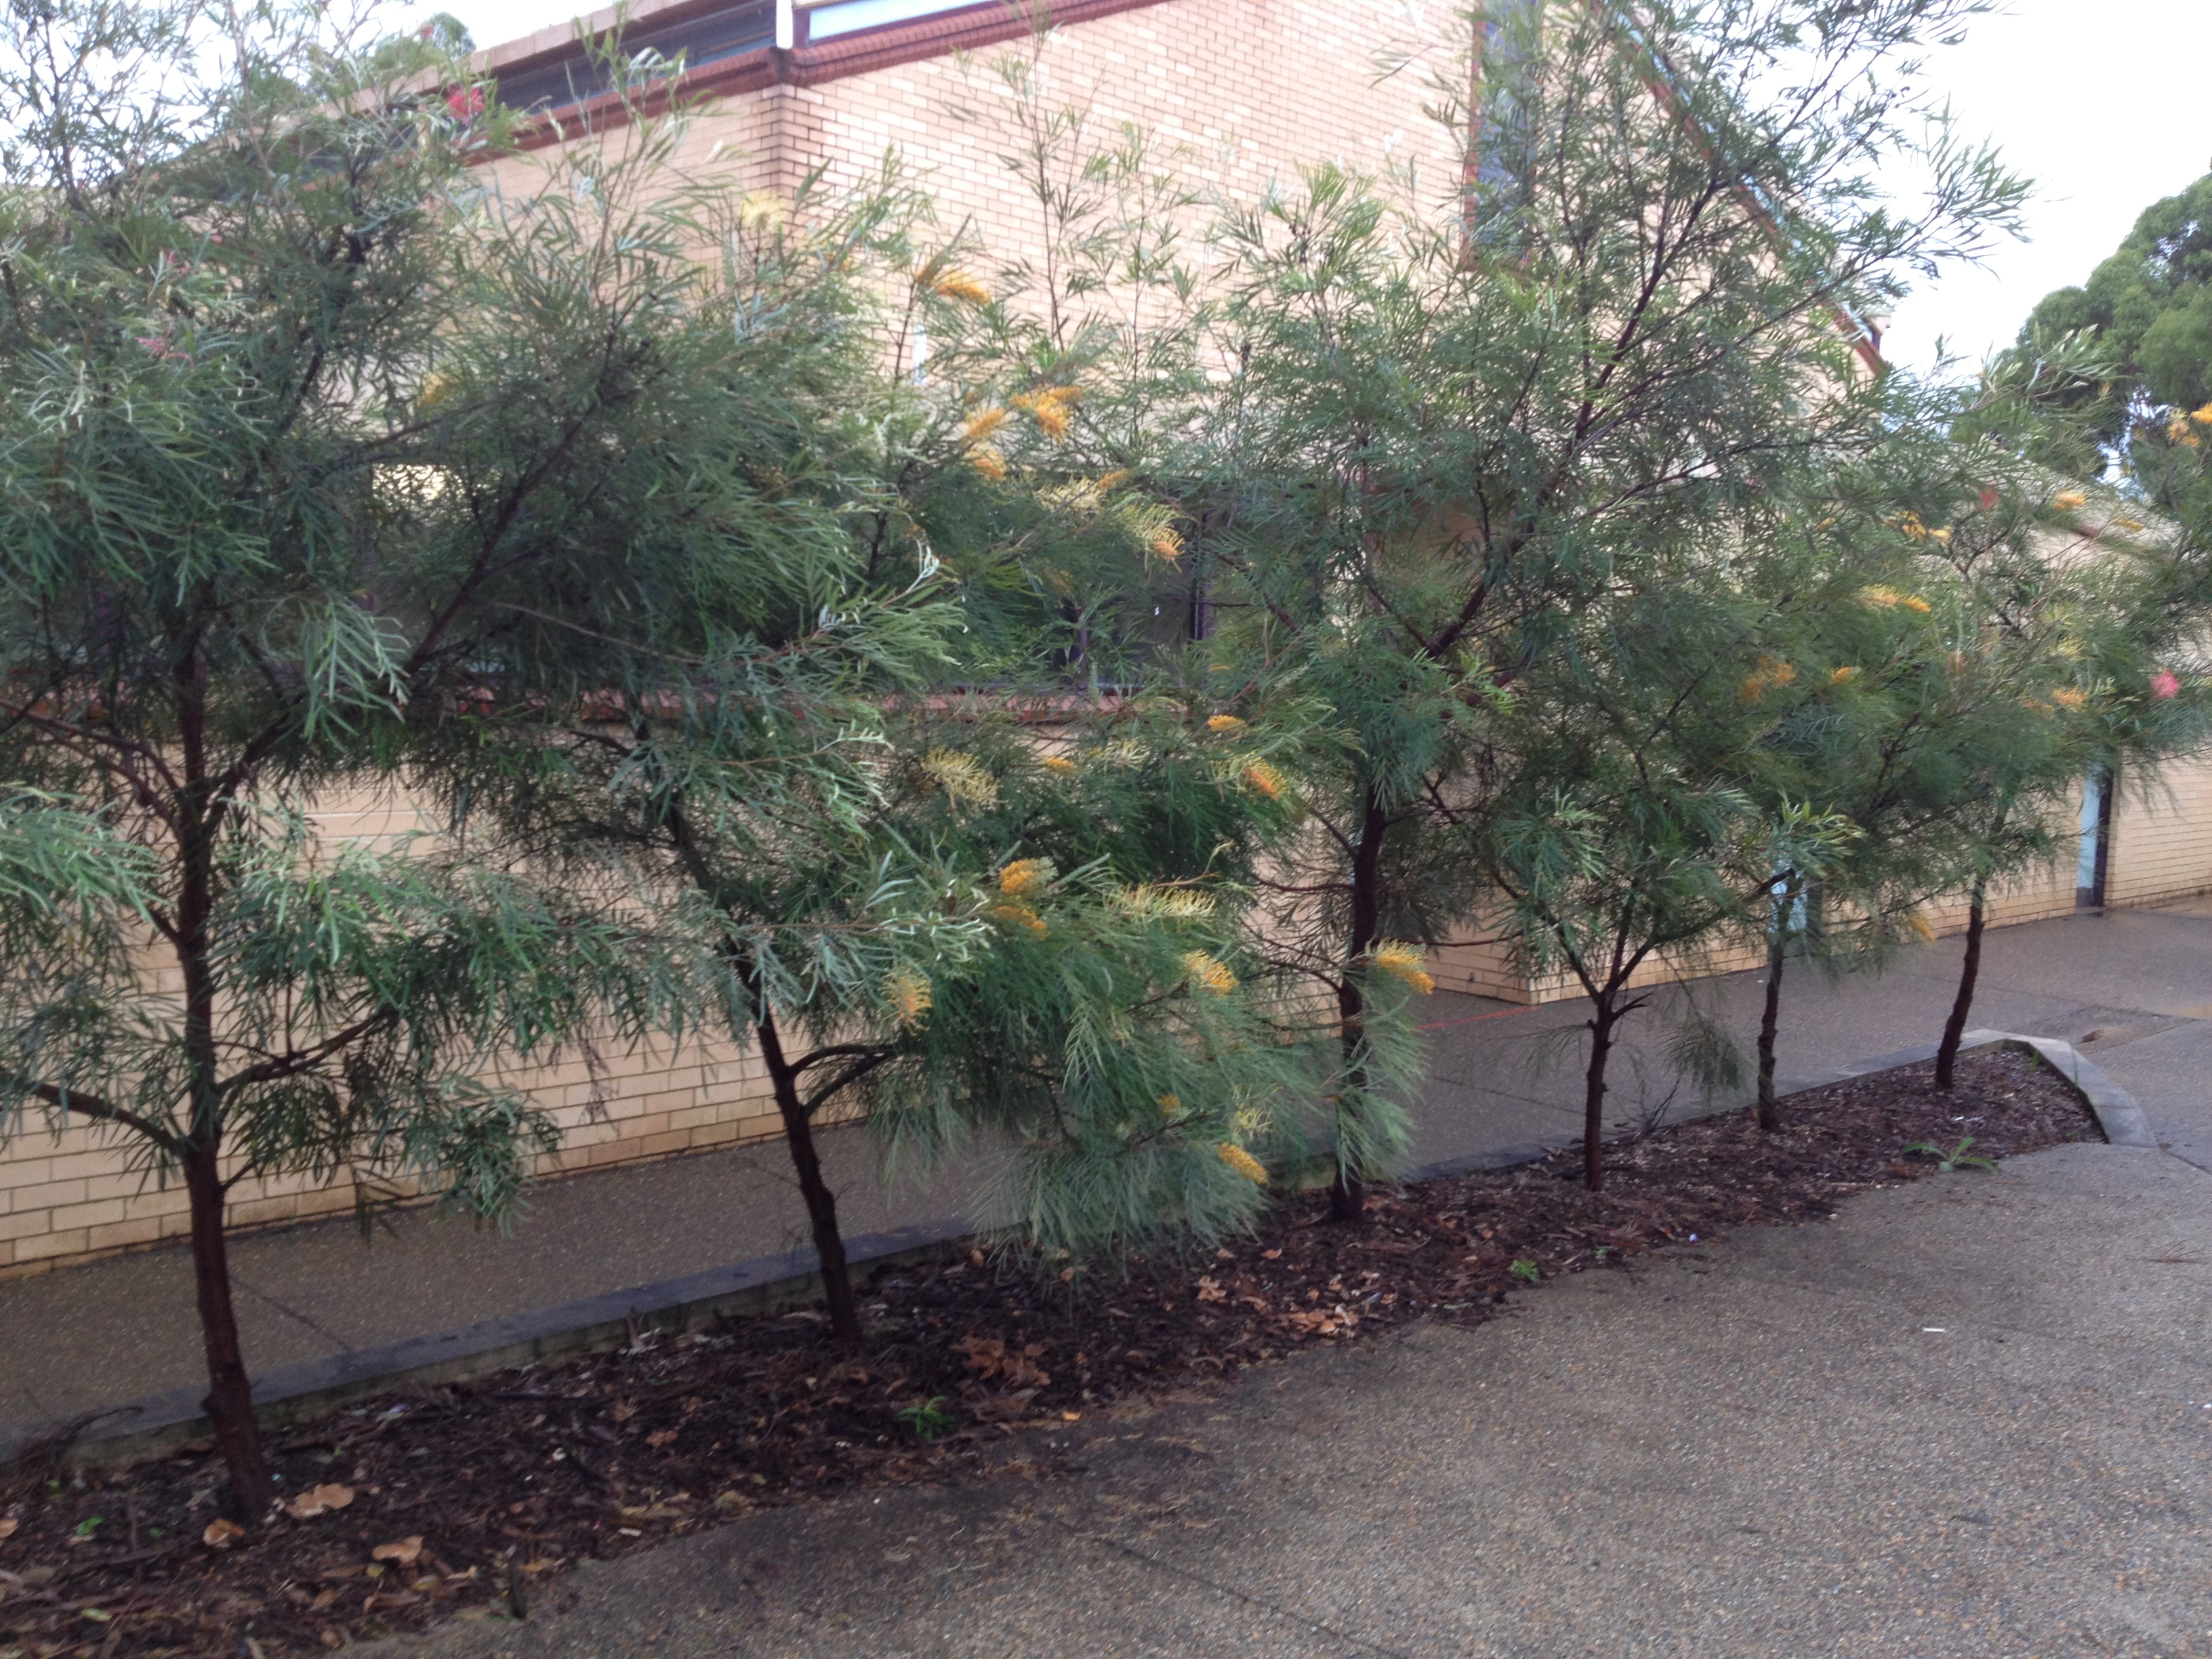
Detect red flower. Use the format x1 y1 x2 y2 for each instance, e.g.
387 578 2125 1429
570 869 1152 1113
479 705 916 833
2152 671 2181 700
1978 488 1999 511
446 85 485 121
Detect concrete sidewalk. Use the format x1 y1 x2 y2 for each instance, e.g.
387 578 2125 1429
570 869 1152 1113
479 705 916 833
369 1139 2212 1658
6 901 2210 1433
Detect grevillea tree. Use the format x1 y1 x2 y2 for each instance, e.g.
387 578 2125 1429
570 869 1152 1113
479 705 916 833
0 1 804 1512
400 39 1351 1344
1163 0 2028 1216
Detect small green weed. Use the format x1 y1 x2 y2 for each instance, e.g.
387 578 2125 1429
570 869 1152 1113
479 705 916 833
1509 1258 1541 1284
1902 1136 1996 1172
895 1395 957 1443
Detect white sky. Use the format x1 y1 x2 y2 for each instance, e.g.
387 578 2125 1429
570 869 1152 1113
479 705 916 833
1877 0 2212 377
393 0 2210 381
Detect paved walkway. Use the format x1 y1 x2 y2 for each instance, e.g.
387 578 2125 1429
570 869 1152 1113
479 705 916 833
367 1139 2212 1658
5 901 2210 1431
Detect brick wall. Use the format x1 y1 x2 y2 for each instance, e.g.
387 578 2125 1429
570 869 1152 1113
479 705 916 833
2109 752 2212 908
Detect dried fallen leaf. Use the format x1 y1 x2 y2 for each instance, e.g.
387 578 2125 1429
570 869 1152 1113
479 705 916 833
0 1517 17 1540
285 1483 356 1519
1195 1275 1227 1303
203 1518 246 1549
371 1536 424 1567
1261 1248 1282 1261
609 1399 638 1422
647 1429 678 1448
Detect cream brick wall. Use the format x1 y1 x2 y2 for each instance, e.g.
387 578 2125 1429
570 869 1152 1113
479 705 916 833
2109 752 2212 909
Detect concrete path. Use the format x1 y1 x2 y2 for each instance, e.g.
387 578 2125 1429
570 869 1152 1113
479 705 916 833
5 901 2210 1431
367 1139 2212 1658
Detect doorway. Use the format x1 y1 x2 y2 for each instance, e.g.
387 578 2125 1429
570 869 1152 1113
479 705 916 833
2076 763 2115 908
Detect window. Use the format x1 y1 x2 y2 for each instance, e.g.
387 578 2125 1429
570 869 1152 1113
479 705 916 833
804 0 975 42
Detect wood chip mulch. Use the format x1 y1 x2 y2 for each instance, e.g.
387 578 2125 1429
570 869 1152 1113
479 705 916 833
0 1044 2099 1656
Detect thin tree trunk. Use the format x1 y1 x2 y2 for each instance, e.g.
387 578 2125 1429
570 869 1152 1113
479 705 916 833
172 642 273 1515
1582 996 1617 1193
1331 786 1391 1224
185 1146 270 1514
755 999 861 1345
1755 924 1786 1133
1934 877 1986 1091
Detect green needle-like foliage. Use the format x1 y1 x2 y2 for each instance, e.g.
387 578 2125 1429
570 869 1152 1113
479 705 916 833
1164 0 2028 1210
0 0 786 1511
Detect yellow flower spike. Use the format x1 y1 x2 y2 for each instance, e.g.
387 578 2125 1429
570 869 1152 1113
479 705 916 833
1217 1143 1269 1185
2193 403 2212 425
928 268 991 305
960 407 1009 445
884 967 932 1030
1829 665 1860 685
1040 755 1079 775
419 371 457 409
1206 714 1247 733
1183 952 1237 994
2052 687 2087 710
1906 912 1936 943
997 858 1052 897
1900 595 1932 614
1012 389 1074 441
1891 510 1929 540
1151 527 1184 562
739 190 787 232
2111 516 2145 532
919 748 999 811
968 444 1008 482
1095 468 1134 492
1858 585 1901 609
990 901 1048 937
1371 941 1436 996
1158 1092 1185 1121
1738 657 1797 701
1927 527 1952 546
1242 760 1286 800
2051 491 2088 511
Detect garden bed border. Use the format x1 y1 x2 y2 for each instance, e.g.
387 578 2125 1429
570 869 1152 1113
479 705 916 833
1 1028 2147 1471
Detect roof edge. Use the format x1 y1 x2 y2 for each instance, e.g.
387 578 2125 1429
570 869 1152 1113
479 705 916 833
486 0 1180 153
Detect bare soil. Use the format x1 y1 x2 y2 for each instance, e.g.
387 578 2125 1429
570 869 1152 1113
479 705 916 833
0 1044 2097 1656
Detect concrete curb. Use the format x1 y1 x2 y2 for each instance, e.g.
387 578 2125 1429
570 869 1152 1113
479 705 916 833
5 1026 2152 1470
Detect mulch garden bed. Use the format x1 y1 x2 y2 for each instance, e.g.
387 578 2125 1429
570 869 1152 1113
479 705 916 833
0 1044 2099 1656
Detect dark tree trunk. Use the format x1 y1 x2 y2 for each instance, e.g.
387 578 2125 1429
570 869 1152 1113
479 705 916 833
186 1146 270 1514
1755 923 1786 1133
1934 878 1986 1091
755 1000 861 1345
1331 786 1391 1225
1582 997 1617 1193
171 642 273 1515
